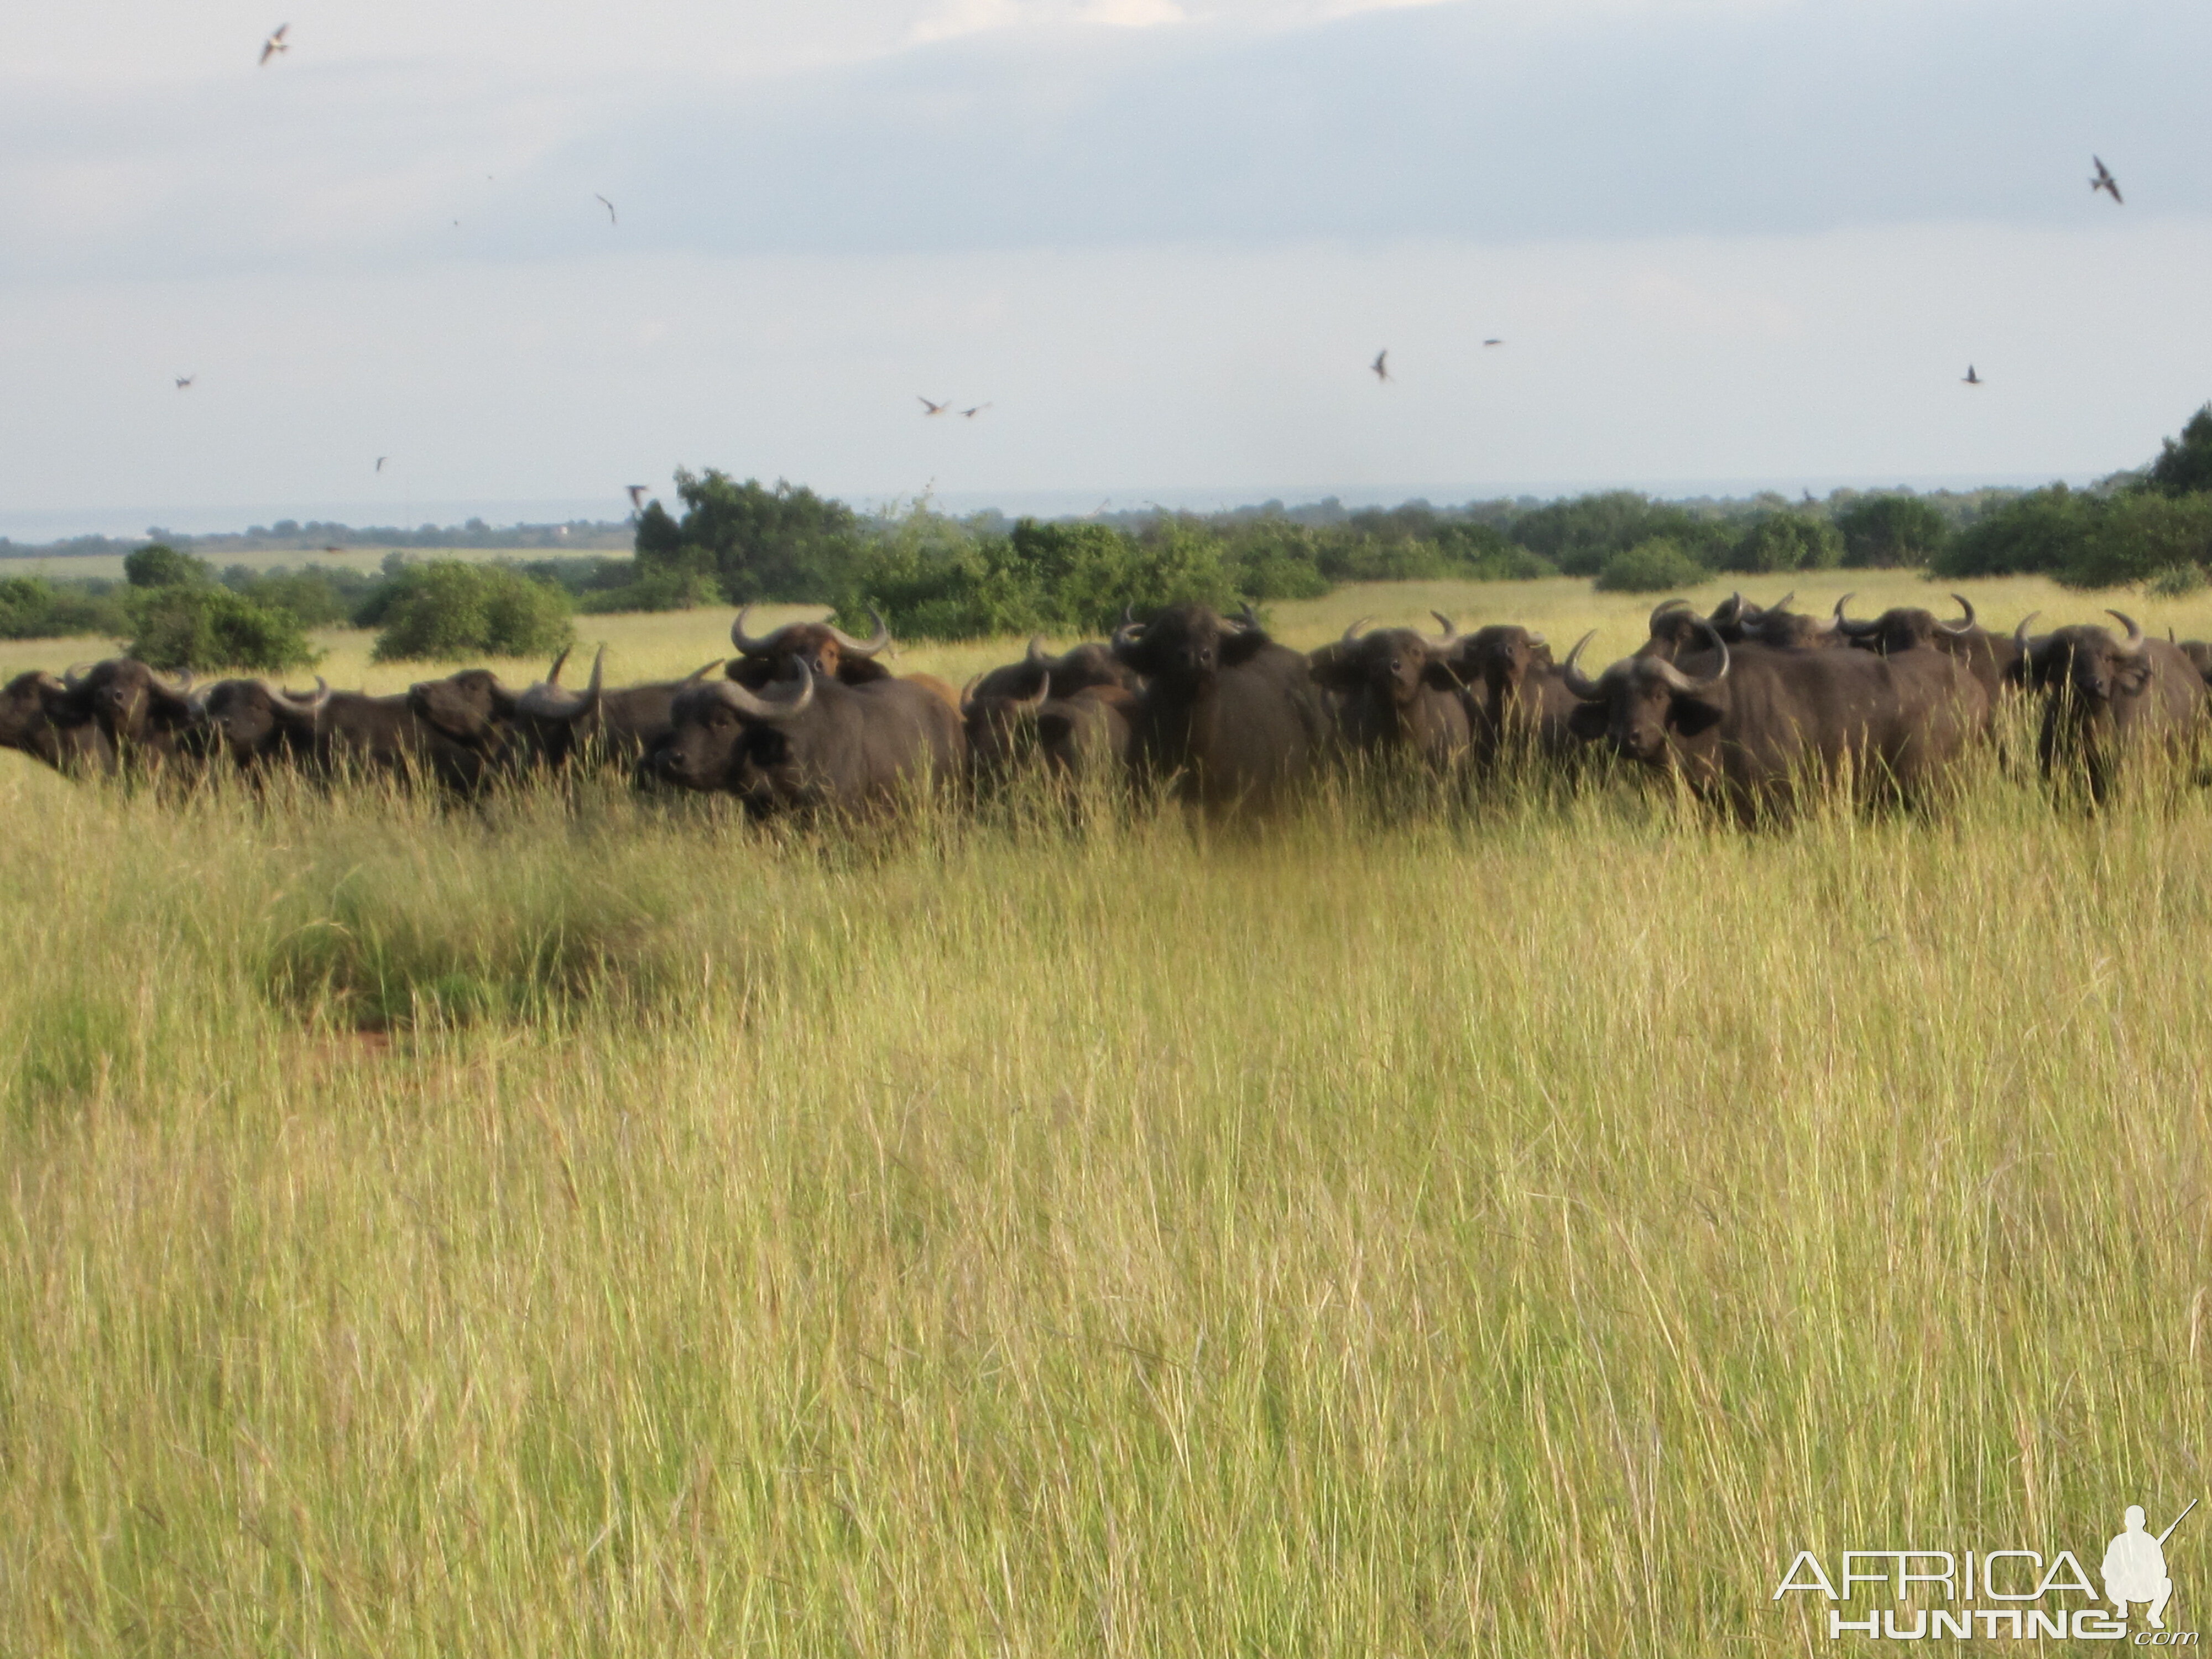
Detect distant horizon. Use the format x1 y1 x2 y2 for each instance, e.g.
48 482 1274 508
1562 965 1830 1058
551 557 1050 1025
0 472 2101 547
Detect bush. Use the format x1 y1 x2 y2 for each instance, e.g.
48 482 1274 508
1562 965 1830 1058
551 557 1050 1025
1835 495 1949 568
635 471 863 602
2147 563 2207 597
2062 493 2212 590
123 543 211 589
1723 513 1843 573
127 587 321 673
580 566 724 614
368 561 575 662
1594 538 1710 594
1933 486 2095 579
2147 404 2212 498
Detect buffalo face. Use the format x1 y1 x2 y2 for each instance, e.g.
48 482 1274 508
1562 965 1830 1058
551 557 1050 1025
1112 603 1269 691
199 679 326 764
408 669 518 748
655 668 816 799
1564 624 1730 764
727 607 891 687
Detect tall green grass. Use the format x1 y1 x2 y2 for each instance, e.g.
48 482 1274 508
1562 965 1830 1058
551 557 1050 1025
2 719 2209 1654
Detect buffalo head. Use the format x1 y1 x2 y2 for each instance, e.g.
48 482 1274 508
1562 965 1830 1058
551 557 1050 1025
1564 620 1731 763
1112 602 1270 691
728 606 891 686
1310 613 1464 706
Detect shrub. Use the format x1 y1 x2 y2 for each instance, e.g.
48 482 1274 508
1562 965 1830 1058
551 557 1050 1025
2147 563 2207 598
580 566 724 614
1933 485 2095 578
1834 495 1949 568
2147 404 2212 498
1594 538 1710 594
2062 492 2212 590
635 471 863 602
1723 513 1843 573
127 586 321 672
123 543 211 589
369 560 575 662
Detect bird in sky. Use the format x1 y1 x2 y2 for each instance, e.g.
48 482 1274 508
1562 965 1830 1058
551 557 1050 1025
594 195 618 226
2090 155 2123 205
1483 338 1503 347
919 397 950 416
1963 364 1983 385
626 485 648 512
376 456 389 473
259 24 289 65
961 403 991 419
1371 349 1390 383
174 374 194 390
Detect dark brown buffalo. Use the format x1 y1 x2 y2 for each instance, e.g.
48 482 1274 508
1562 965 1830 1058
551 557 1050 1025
199 677 489 789
960 673 1135 786
970 635 1141 702
650 662 964 814
1563 618 1987 817
1112 603 1331 812
409 648 724 772
1834 592 2015 706
2176 639 2212 685
1307 615 1473 769
50 658 202 771
1452 619 1583 762
2015 609 2211 802
727 606 893 688
0 670 112 775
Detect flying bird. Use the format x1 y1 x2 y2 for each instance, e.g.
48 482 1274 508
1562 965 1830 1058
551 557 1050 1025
595 194 617 225
1483 338 1503 347
961 403 991 419
919 397 950 416
375 456 389 473
2090 155 2123 205
259 24 289 65
1371 349 1390 383
1962 364 1983 385
174 375 194 390
625 485 648 512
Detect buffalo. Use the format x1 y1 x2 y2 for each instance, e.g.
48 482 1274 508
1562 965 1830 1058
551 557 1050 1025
50 659 202 774
969 635 1141 702
0 670 112 776
727 606 894 688
1112 603 1331 813
1834 592 2016 707
1308 615 1473 770
2015 609 2210 802
960 672 1136 788
1563 617 1988 817
1452 620 1583 764
650 661 964 815
409 649 727 773
199 677 489 790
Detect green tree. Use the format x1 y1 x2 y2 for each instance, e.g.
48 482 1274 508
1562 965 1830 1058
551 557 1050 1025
128 587 321 672
369 561 575 662
2147 404 2212 498
1834 495 1949 568
1933 486 2097 578
124 542 211 589
635 470 860 601
1594 538 1709 593
2062 492 2212 589
1724 512 1843 573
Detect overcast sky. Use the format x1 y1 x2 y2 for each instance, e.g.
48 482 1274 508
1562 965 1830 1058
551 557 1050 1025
3 0 2207 533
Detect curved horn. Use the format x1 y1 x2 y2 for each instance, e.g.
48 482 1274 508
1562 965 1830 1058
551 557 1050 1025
2107 609 2146 658
1940 593 1977 635
2013 612 2040 654
1427 611 1460 650
1018 671 1051 714
1651 620 1730 694
1112 614 1146 661
707 662 815 722
959 675 980 713
1340 615 1374 650
1767 590 1796 616
731 605 784 656
683 658 723 683
1025 635 1052 668
1832 592 1881 638
824 606 892 658
1236 601 1263 633
62 661 96 690
519 646 604 719
262 676 330 715
1648 598 1693 633
544 646 571 687
1562 632 1608 701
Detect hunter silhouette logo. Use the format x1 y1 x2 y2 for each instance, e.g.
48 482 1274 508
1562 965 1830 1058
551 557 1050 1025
2107 1501 2194 1630
1774 1497 2200 1641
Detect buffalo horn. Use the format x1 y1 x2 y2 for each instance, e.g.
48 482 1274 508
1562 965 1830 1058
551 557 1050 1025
1561 632 1608 701
62 661 96 690
2013 612 2040 654
544 646 572 686
2108 609 2146 657
1832 593 1881 638
1652 620 1730 693
1428 611 1460 650
730 606 786 656
707 663 815 722
683 659 723 682
825 606 892 658
1235 601 1263 634
1025 635 1052 667
1340 615 1374 649
1648 598 1693 633
1940 593 1977 635
1020 672 1051 713
959 675 980 713
1111 614 1146 661
519 646 603 719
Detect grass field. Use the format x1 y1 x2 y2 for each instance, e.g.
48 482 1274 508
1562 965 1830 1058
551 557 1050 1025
3 574 2210 1654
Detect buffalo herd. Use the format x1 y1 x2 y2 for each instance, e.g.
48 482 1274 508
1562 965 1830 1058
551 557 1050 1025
6 592 2211 820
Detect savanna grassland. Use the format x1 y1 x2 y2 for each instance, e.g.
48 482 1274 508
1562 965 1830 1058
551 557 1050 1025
3 574 2211 1655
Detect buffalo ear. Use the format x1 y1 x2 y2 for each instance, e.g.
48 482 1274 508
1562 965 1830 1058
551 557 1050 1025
1670 695 1725 738
1220 628 1271 668
2115 660 2154 697
1566 702 1610 742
